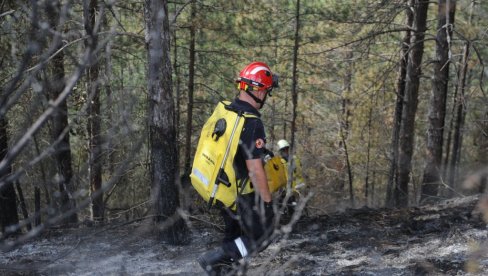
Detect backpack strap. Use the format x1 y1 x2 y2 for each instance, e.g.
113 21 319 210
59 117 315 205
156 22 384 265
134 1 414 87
222 101 258 119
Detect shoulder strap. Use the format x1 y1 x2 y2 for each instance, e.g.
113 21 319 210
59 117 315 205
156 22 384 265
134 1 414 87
221 101 258 119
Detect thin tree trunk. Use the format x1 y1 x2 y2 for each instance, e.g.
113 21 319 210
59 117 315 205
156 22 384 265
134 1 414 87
173 5 181 154
104 8 115 177
290 0 300 150
395 0 429 207
421 0 456 204
444 0 474 195
478 110 488 166
15 181 31 231
386 0 413 208
339 50 353 194
0 117 19 236
269 35 278 146
448 41 470 195
283 89 288 140
365 101 373 206
183 0 196 178
34 186 41 226
340 126 354 207
144 0 188 245
84 0 103 221
33 135 49 226
372 170 376 206
46 1 77 224
443 87 456 181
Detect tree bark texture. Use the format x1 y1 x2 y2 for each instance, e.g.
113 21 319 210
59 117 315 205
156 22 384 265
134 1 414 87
144 0 188 245
46 1 78 224
420 0 456 203
386 0 413 208
395 0 429 207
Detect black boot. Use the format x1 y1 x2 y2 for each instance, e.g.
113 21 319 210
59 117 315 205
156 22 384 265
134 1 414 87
197 247 233 275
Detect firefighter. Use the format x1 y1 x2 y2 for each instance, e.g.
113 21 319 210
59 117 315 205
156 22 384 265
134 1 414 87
197 62 279 275
277 139 306 218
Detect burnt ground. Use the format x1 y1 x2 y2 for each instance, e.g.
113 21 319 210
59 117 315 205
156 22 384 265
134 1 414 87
1 195 488 275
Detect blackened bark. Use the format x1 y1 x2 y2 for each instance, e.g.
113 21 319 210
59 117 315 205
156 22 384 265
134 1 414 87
386 0 413 208
0 117 19 236
340 51 353 196
395 0 429 207
144 0 188 245
421 0 456 203
84 0 104 222
34 186 41 226
46 1 78 224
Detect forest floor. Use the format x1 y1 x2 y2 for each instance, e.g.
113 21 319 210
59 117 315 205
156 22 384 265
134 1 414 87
1 195 488 275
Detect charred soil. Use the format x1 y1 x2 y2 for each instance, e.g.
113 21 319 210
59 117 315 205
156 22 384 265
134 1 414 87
1 196 487 275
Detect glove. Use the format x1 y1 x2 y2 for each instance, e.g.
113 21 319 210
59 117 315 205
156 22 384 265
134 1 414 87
263 148 274 163
263 148 274 157
264 201 275 228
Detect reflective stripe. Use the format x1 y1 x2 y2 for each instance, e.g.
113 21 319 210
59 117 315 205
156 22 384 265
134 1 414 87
234 237 248 257
192 168 209 187
250 66 269 75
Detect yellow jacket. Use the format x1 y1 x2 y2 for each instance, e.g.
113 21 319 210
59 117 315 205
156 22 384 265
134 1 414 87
281 155 305 193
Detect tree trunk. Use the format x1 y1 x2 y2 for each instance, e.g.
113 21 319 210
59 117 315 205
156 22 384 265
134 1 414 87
46 1 78 224
34 185 41 226
340 124 354 207
478 110 488 165
173 5 181 154
290 0 300 150
339 50 353 195
445 0 474 196
395 0 429 207
183 0 196 178
448 41 470 195
365 99 373 206
104 8 115 177
15 181 31 231
144 0 188 245
33 136 49 226
420 0 456 204
84 0 104 222
0 117 19 236
386 0 413 208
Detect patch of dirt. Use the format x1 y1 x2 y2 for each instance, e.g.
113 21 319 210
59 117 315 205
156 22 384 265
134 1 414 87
1 196 488 275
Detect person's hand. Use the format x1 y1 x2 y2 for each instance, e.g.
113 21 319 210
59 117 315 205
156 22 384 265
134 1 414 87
263 148 274 157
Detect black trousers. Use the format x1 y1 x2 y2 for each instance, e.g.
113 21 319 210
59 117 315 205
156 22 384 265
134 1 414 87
220 192 272 260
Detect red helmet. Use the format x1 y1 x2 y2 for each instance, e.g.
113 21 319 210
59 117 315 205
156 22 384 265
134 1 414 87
236 62 275 92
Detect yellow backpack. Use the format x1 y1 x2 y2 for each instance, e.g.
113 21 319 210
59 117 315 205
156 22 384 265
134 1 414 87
264 156 288 193
190 101 257 209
